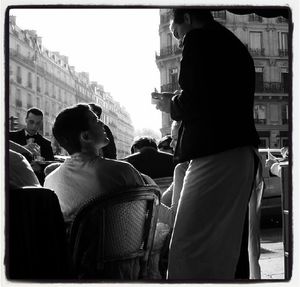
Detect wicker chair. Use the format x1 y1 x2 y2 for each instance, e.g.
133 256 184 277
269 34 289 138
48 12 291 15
153 176 173 195
68 185 160 280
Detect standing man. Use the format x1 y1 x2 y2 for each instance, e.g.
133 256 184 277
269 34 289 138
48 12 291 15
155 9 260 280
9 107 54 161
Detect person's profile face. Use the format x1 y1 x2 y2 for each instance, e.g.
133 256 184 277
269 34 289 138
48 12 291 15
25 112 43 135
86 110 109 148
170 20 186 48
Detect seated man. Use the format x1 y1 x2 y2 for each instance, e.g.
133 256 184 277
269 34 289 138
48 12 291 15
9 150 41 188
123 136 175 179
9 107 54 161
44 104 146 225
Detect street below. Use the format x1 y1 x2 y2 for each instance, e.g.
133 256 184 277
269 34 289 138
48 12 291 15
260 227 284 279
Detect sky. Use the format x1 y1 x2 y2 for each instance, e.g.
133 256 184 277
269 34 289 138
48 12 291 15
9 8 162 134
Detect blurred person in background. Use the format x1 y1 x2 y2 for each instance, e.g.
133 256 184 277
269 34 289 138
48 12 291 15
158 135 173 154
123 136 175 179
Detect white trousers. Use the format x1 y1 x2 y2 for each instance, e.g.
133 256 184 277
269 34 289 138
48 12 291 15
168 146 256 280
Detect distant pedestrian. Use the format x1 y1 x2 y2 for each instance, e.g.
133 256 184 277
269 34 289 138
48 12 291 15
123 136 175 179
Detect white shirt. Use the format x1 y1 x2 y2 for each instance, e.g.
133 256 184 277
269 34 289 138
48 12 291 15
44 153 145 223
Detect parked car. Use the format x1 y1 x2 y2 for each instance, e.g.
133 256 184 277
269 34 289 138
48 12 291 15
259 149 283 224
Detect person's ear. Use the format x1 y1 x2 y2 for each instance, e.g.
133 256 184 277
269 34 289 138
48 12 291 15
80 131 90 143
184 13 191 24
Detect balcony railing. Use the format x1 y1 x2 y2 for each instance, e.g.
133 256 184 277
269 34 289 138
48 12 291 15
277 16 288 23
255 82 288 93
249 48 265 56
212 11 226 20
156 45 182 60
254 118 266 124
249 14 263 22
279 49 288 56
161 82 180 93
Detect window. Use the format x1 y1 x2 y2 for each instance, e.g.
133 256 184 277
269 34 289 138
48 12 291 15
278 32 288 56
254 104 266 124
16 89 22 107
255 67 264 92
249 32 264 55
37 76 41 92
270 104 279 124
167 33 172 47
36 97 41 108
45 80 49 94
45 100 49 116
16 66 22 84
281 69 289 93
282 104 288 125
27 93 32 108
27 72 32 88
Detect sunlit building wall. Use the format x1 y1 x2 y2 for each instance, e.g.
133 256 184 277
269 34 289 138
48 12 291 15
155 10 289 148
8 15 134 156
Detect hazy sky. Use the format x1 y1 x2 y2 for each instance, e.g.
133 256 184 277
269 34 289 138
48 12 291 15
10 8 162 134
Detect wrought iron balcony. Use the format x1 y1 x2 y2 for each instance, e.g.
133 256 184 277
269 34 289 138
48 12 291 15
156 44 182 60
254 118 266 124
212 11 226 20
249 48 265 57
161 82 180 93
249 14 263 22
277 16 288 23
279 49 288 56
255 82 288 93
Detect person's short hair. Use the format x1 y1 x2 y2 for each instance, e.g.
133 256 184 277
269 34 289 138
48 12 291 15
158 135 172 150
89 103 102 118
170 8 213 24
131 136 157 153
26 107 43 118
52 104 92 155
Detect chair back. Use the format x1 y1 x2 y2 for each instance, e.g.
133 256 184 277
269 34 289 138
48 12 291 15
153 176 173 194
68 185 160 280
6 186 69 280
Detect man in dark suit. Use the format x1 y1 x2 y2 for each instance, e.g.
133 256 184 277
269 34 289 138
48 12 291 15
9 107 54 161
123 136 175 179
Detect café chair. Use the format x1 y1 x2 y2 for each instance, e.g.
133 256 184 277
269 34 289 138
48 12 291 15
68 185 160 280
6 186 69 280
153 176 173 195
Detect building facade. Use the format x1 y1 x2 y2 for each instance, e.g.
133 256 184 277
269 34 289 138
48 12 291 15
8 15 134 158
155 9 290 148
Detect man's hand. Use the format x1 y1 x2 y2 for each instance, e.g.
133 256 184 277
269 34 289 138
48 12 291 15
25 143 41 157
265 158 278 168
154 92 174 114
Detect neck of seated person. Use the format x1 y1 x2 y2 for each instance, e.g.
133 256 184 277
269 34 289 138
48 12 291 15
74 144 103 158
